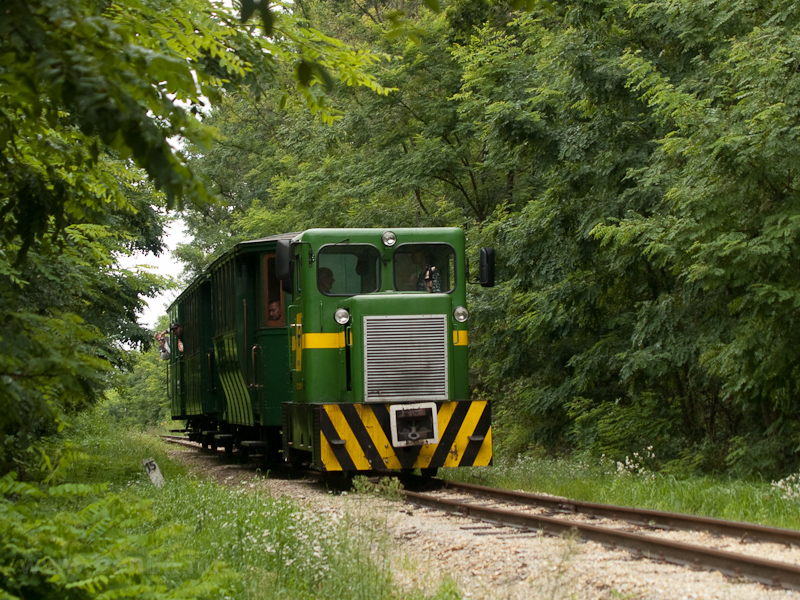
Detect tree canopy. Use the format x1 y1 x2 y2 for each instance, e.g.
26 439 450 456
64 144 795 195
0 0 390 473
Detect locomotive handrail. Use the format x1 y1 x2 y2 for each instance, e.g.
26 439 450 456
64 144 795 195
289 317 301 372
249 345 263 389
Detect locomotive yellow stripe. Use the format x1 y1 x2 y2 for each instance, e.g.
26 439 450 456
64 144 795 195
443 401 485 467
357 405 403 470
322 405 371 470
453 330 468 346
473 427 493 466
306 331 460 349
303 332 346 349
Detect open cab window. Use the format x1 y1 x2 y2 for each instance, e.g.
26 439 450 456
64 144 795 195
394 243 456 293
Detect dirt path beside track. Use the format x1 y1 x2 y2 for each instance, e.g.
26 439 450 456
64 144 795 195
166 447 800 600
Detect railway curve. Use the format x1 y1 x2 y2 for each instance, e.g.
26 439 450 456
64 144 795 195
404 483 800 591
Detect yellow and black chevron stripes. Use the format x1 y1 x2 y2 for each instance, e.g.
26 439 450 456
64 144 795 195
317 401 491 471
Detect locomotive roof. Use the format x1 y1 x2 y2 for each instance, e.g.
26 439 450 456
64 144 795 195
168 231 299 312
238 231 300 246
168 228 465 312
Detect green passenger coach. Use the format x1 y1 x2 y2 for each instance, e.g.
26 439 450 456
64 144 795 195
167 228 495 474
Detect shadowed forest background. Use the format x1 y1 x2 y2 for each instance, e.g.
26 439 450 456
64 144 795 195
5 0 800 480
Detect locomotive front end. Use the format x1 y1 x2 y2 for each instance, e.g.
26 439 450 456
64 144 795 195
278 228 494 473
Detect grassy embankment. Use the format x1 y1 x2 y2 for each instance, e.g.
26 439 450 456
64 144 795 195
443 450 800 530
0 408 460 600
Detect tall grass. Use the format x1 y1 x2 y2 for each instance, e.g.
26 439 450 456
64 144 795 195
32 411 461 600
443 453 800 530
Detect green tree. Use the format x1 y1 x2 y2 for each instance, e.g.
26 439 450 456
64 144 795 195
0 0 391 475
460 0 800 475
105 317 172 429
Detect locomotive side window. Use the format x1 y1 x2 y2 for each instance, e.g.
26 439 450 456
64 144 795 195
261 254 285 327
394 243 456 293
317 244 380 296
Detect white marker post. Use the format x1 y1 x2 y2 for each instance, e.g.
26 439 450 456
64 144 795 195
142 457 165 487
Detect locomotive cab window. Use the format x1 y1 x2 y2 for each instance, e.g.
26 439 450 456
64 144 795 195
394 243 456 293
317 244 380 296
262 254 285 327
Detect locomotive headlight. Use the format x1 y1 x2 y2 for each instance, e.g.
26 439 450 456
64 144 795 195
334 308 351 325
381 231 397 247
453 306 469 323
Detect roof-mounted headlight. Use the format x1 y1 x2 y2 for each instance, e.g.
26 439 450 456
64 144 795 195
381 231 397 247
454 306 469 323
334 308 351 325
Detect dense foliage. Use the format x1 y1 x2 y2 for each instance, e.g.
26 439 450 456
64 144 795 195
4 4 800 592
177 0 800 478
2 414 461 600
0 0 389 475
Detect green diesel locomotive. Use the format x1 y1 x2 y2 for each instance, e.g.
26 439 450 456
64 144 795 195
167 228 494 473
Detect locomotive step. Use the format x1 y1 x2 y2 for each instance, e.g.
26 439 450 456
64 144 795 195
239 441 267 448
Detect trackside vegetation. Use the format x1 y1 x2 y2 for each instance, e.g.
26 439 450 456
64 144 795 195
1 411 461 600
0 0 390 476
445 458 800 531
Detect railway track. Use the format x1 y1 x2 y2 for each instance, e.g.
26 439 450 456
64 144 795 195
161 434 800 590
161 434 202 448
160 434 327 481
405 480 800 591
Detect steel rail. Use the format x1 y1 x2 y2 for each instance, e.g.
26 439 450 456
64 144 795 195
405 490 800 591
441 480 800 547
159 435 323 481
161 435 193 443
160 434 225 452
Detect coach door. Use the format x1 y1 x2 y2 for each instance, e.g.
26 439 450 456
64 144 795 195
252 252 291 427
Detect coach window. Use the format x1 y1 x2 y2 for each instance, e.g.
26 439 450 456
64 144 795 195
262 254 285 327
317 244 380 296
394 243 456 293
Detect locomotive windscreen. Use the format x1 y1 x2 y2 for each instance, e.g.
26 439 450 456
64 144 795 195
317 244 380 295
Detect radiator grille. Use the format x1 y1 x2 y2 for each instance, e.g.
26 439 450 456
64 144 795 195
363 315 449 402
